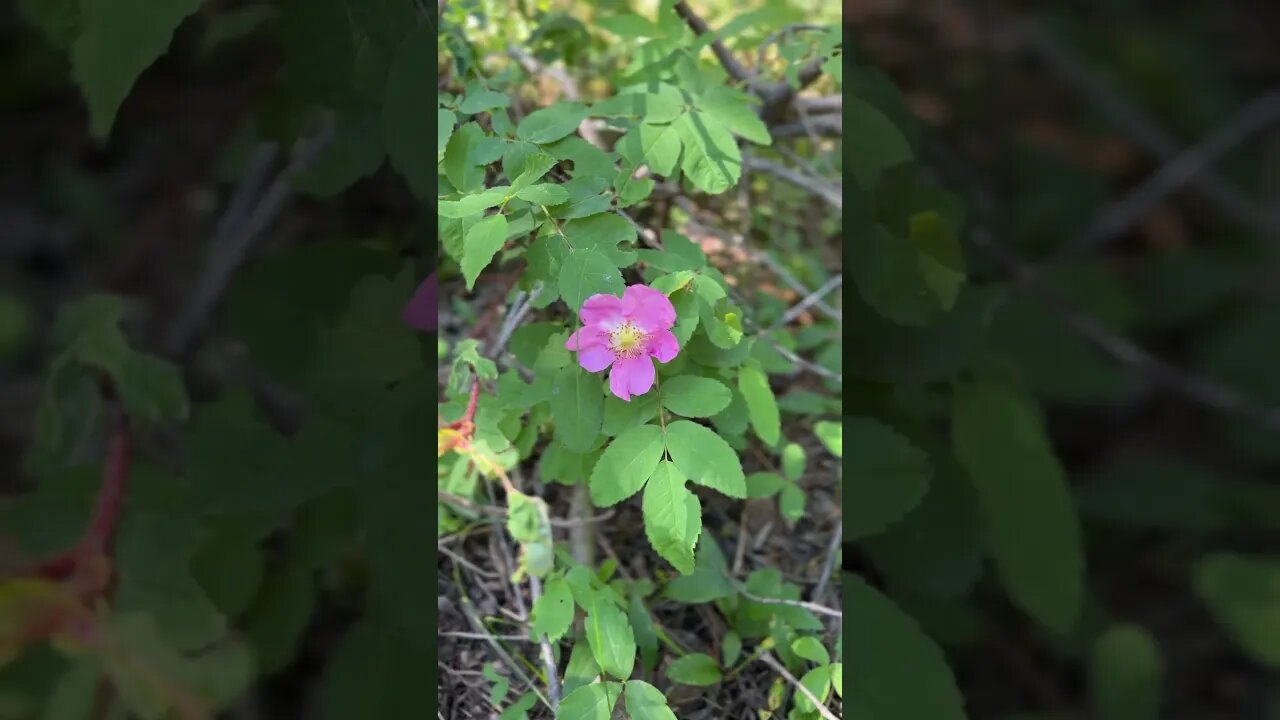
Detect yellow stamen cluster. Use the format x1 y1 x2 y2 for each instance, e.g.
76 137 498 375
608 322 647 359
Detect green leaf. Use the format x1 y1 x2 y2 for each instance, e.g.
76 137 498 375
642 461 701 574
16 0 79 49
861 450 985 598
438 187 509 218
459 89 512 114
623 680 677 720
676 111 741 194
664 534 734 604
562 636 603 697
649 271 696 296
664 420 746 498
697 85 771 145
295 109 385 197
745 472 785 498
723 631 742 667
380 25 438 197
550 365 606 453
559 250 626 312
594 85 683 122
794 665 833 714
1091 624 1163 720
243 554 316 676
665 653 721 686
601 393 658 437
660 376 731 417
516 183 570 205
738 363 780 446
556 682 622 720
589 424 665 507
190 527 265 620
320 619 432 720
531 575 575 643
226 242 397 380
304 270 420 408
781 443 805 482
71 0 202 139
443 121 487 193
599 13 662 39
1194 554 1280 668
562 214 638 266
629 592 659 671
847 574 966 720
791 637 830 665
636 123 683 176
814 417 844 456
517 101 588 144
852 225 938 326
847 95 913 188
779 483 805 525
278 0 354 104
584 590 637 680
952 381 1084 633
460 214 509 290
848 417 932 539
911 210 966 311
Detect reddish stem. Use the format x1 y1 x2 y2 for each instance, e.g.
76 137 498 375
30 417 132 584
443 379 481 434
80 418 132 559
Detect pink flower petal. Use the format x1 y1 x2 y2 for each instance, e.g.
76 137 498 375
647 328 680 363
609 355 656 401
566 328 614 372
402 272 438 331
622 284 676 332
578 344 615 372
580 293 625 328
565 327 603 351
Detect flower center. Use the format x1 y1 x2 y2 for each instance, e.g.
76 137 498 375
608 322 647 359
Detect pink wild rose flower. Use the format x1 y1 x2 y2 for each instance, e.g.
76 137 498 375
402 272 438 331
565 284 679 401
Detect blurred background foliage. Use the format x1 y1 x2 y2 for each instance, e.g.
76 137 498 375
852 0 1280 718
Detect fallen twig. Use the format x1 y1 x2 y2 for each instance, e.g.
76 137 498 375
759 652 840 720
743 157 841 210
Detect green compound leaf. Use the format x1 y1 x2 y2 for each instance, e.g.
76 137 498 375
589 424 665 507
663 420 746 498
